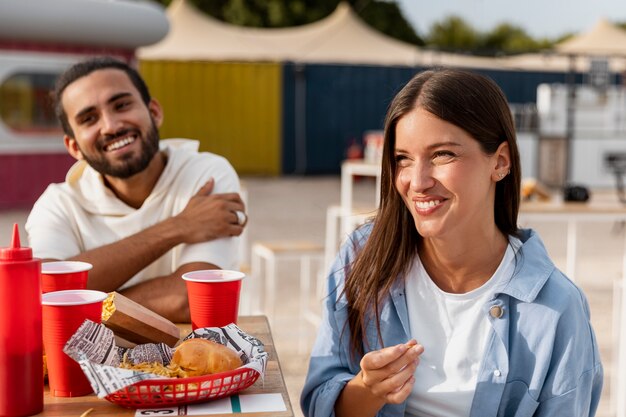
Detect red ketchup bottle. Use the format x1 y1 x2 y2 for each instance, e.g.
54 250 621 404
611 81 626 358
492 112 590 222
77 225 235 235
0 224 43 416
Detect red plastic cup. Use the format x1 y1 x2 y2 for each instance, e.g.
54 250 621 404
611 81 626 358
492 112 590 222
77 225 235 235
41 289 107 397
182 270 245 329
41 261 92 293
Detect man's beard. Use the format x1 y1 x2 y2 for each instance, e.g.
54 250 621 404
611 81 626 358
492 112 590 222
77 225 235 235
79 121 160 179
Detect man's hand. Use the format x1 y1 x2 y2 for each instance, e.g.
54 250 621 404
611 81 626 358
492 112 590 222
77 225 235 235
174 178 246 243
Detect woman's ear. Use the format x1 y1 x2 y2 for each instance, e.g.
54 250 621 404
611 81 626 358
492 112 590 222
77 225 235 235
64 135 83 160
492 141 511 181
148 99 164 128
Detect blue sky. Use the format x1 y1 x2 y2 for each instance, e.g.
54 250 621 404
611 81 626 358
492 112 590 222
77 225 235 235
396 0 626 39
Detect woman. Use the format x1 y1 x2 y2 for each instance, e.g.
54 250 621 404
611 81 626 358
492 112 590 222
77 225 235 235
301 69 603 417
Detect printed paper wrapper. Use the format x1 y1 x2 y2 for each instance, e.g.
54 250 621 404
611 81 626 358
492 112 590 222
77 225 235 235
63 320 267 399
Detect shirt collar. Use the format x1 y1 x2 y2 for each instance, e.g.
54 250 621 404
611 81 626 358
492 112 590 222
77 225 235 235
495 229 555 303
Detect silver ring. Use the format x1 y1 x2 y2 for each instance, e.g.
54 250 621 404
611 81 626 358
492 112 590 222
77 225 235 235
235 210 248 226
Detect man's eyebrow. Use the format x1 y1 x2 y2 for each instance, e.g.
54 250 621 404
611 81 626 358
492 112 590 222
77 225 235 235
73 92 133 121
107 92 132 104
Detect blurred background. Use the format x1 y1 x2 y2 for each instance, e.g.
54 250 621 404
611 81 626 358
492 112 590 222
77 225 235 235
1 1 626 416
5 0 626 203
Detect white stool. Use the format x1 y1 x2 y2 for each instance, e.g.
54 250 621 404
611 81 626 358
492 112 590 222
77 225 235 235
324 204 375 272
251 240 324 351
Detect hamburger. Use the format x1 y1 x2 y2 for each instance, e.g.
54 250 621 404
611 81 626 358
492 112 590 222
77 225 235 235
171 338 242 376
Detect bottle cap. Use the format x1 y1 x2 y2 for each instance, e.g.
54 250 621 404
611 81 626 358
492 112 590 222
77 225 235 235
0 224 33 261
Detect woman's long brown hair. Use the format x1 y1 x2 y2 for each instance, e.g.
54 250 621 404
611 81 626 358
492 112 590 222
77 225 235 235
343 68 522 356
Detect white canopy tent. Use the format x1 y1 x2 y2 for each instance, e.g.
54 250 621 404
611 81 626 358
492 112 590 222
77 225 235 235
138 0 422 65
556 18 626 57
139 0 513 70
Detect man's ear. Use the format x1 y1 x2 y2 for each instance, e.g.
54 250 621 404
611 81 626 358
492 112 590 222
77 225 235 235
64 135 83 161
148 99 163 128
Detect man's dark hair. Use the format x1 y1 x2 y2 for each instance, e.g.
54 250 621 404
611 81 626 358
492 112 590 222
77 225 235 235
54 56 152 137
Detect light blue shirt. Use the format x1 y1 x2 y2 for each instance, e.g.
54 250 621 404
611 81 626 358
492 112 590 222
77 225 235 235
301 224 603 417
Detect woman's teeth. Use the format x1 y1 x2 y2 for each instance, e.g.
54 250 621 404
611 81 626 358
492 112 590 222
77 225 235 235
416 200 441 209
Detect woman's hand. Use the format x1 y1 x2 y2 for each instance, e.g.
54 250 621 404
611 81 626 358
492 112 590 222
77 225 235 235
360 339 423 404
335 340 424 417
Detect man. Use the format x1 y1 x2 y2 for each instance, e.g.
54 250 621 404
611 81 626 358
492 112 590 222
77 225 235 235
26 57 247 322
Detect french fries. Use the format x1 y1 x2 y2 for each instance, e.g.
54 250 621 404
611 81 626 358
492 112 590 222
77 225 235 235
119 351 190 379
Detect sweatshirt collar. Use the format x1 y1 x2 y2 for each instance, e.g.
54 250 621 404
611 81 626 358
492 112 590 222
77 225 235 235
64 139 199 215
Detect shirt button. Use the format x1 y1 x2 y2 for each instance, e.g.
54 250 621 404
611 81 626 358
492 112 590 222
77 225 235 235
490 305 504 318
494 370 502 377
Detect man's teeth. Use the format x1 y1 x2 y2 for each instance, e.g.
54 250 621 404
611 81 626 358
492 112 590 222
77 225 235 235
106 136 136 151
415 200 441 209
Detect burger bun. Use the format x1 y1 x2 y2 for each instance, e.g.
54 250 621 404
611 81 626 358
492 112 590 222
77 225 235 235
172 338 242 376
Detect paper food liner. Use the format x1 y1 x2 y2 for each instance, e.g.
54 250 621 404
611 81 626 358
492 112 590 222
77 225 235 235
63 320 268 398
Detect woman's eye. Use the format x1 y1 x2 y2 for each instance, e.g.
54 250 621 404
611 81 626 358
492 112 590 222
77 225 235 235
395 154 410 165
432 151 455 161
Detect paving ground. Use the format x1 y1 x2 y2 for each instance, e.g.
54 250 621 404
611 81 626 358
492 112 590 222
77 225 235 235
0 176 620 417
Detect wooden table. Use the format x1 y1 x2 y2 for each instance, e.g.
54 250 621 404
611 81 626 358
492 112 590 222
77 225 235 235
39 315 294 417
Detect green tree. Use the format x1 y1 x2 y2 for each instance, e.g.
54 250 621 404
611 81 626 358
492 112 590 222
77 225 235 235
358 2 423 46
426 15 479 52
481 23 552 55
424 15 559 56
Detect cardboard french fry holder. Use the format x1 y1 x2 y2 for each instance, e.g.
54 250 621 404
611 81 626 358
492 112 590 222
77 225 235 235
101 292 180 347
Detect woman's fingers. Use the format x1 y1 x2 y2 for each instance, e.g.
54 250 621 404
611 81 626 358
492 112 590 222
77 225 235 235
362 341 415 370
386 375 416 404
362 342 423 378
370 354 419 397
360 341 423 401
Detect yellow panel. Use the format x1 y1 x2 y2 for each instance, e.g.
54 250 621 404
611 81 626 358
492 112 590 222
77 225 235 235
139 60 281 175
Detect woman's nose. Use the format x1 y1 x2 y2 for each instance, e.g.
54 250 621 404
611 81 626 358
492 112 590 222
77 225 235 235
400 163 435 192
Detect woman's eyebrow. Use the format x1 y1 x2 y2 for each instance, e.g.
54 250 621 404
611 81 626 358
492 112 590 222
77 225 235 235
426 141 462 150
394 141 462 153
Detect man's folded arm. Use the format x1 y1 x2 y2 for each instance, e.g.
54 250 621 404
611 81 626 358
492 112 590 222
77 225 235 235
62 216 190 292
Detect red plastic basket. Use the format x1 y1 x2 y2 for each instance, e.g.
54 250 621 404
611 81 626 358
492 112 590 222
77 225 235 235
105 367 260 408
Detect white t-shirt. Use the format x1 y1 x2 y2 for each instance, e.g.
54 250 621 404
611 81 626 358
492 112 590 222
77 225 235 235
26 139 241 290
405 237 521 417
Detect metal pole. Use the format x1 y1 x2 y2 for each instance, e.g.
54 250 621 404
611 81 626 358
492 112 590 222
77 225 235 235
565 54 576 184
294 63 307 174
